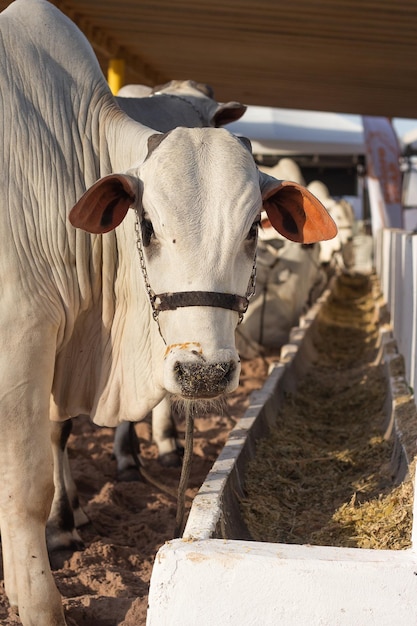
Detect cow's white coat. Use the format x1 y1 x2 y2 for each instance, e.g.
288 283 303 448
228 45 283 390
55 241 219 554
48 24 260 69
0 2 336 623
116 79 246 131
72 79 246 472
307 180 356 267
236 229 327 357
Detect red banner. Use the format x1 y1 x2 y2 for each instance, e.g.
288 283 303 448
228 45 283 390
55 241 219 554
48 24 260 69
362 116 403 229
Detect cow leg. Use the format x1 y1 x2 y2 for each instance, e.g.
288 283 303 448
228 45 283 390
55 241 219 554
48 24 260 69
62 426 89 529
0 327 66 625
152 396 183 468
47 420 87 554
113 396 182 479
113 420 142 482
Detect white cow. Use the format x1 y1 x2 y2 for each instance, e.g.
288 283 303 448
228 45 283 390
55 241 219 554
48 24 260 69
57 79 247 486
259 157 306 186
48 79 247 550
236 160 325 357
236 221 327 358
307 180 355 270
117 79 247 130
0 1 336 624
117 84 154 97
114 79 246 471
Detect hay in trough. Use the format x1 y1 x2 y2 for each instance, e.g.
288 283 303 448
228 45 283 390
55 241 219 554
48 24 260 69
241 273 414 550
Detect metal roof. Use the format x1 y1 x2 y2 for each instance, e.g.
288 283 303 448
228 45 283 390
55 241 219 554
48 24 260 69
1 0 417 118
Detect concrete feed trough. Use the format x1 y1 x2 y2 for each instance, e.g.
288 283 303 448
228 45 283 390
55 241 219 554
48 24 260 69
147 284 417 626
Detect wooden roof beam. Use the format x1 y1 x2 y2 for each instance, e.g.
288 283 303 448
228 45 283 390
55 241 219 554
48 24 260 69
50 0 168 85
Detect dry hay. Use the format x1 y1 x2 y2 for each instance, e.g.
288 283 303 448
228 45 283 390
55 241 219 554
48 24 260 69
241 272 414 550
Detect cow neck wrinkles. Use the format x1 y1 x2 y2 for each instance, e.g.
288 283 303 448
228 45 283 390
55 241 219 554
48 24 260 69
103 107 156 173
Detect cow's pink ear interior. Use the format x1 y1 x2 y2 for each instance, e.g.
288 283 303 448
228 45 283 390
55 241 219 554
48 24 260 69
69 175 136 234
263 182 338 244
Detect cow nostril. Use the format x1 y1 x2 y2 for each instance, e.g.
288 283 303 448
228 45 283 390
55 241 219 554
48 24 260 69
174 360 235 398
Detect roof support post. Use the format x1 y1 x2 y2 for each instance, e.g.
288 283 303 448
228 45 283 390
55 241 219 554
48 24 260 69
108 59 125 94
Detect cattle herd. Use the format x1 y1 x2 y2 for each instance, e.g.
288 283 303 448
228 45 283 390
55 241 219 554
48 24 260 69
0 1 364 625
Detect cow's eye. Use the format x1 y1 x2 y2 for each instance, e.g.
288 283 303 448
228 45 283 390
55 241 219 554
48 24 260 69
247 218 260 241
141 218 155 247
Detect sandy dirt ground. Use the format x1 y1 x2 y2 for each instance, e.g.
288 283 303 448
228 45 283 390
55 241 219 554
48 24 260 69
0 356 273 626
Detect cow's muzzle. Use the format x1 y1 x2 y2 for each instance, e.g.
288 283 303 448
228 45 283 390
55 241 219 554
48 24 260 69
174 359 236 398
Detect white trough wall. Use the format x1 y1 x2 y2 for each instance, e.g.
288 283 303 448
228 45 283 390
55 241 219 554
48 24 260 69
375 229 417 399
147 254 417 626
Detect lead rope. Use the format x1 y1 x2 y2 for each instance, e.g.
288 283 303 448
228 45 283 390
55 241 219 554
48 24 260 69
134 210 257 535
174 404 195 537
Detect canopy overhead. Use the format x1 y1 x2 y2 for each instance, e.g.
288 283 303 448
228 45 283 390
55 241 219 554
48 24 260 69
1 0 416 119
227 107 365 157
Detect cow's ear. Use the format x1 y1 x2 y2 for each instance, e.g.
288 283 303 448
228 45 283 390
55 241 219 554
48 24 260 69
259 171 338 244
147 132 170 158
69 174 137 234
212 102 247 127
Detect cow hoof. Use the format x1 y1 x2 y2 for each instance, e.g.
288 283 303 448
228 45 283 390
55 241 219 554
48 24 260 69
73 505 90 528
158 450 182 468
46 527 85 555
117 466 143 482
47 531 85 570
49 545 82 571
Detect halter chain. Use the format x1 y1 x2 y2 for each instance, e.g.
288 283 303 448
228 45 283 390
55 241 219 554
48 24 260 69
134 211 257 341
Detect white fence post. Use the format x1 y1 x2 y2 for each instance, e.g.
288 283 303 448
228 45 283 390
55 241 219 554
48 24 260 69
377 228 417 395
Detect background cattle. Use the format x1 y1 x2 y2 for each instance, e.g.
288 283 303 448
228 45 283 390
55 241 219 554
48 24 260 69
307 180 356 271
259 157 306 186
116 79 246 130
236 159 327 358
236 224 327 358
0 1 336 624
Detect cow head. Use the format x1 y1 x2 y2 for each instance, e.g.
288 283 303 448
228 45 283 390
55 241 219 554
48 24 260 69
69 127 336 400
150 79 247 127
